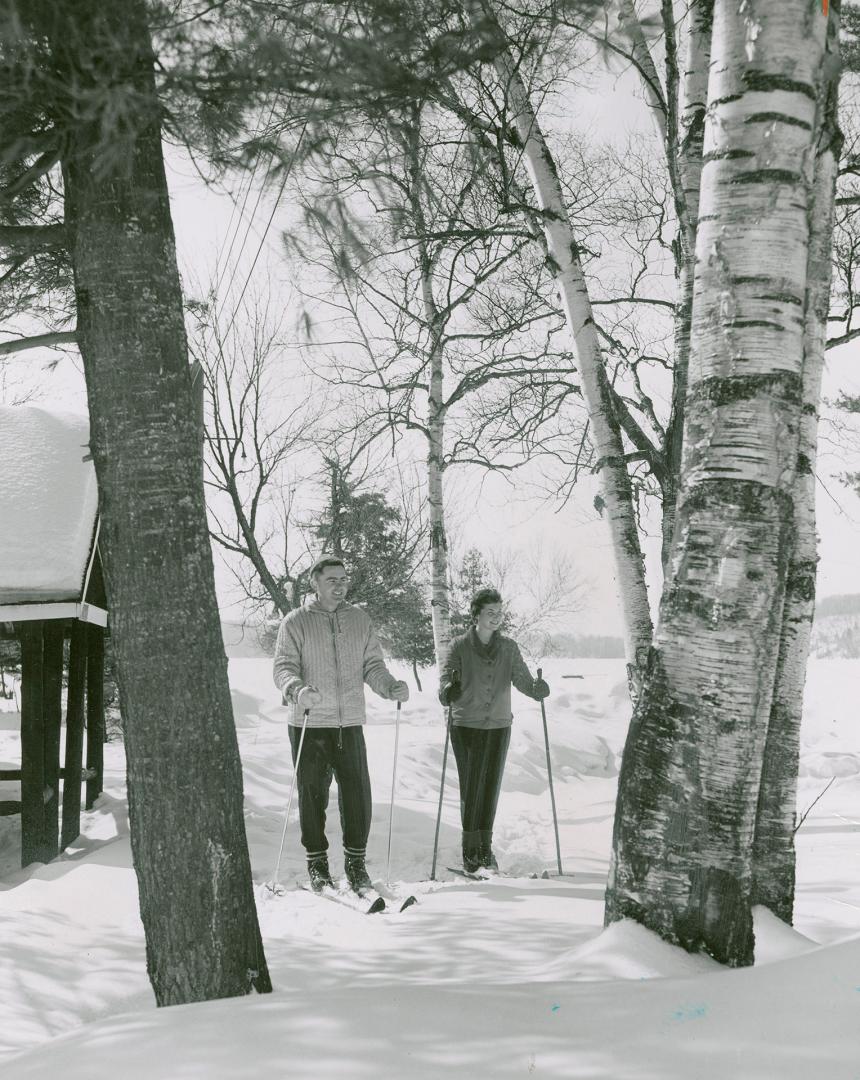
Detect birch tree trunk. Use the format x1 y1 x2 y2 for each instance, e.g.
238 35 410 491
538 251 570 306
421 291 453 665
54 0 271 1003
427 351 452 663
475 2 653 683
605 0 828 966
404 131 453 665
662 0 714 564
751 6 842 920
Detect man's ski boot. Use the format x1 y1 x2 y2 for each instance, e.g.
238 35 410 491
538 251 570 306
479 830 499 872
344 850 373 894
307 854 334 894
462 829 483 875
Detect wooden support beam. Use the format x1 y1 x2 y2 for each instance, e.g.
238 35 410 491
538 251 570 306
42 623 64 862
0 767 97 781
20 622 45 866
85 623 105 810
61 621 87 850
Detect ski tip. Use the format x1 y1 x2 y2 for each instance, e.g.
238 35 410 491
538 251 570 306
399 895 418 912
368 896 386 914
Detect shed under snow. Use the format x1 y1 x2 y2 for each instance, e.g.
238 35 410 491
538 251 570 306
0 406 105 625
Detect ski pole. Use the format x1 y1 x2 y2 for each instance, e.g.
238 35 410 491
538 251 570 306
538 667 563 876
430 705 452 881
269 707 309 893
385 698 402 883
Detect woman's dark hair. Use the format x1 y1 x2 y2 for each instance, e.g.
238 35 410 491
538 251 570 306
470 587 502 621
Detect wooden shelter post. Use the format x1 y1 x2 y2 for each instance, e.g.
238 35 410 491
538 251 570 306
42 623 64 861
85 623 105 810
61 620 88 849
20 621 46 866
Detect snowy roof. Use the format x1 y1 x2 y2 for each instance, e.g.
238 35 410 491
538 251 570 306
0 406 100 608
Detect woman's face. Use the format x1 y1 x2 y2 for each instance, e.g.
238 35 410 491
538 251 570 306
476 602 504 635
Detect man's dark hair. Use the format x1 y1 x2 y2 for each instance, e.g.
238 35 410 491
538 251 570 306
470 587 502 621
310 555 346 580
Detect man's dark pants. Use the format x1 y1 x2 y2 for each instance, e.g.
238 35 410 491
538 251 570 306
288 724 372 858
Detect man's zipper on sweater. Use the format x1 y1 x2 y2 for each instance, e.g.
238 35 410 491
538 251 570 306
332 611 343 749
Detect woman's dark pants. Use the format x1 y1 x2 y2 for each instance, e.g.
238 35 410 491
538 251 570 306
450 724 511 862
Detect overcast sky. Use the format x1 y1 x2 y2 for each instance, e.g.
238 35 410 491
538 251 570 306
7 50 860 637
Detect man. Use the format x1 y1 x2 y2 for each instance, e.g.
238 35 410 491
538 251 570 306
273 555 409 894
439 588 549 874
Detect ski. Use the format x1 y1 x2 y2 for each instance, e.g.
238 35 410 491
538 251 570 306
448 867 567 883
446 866 489 881
301 882 386 914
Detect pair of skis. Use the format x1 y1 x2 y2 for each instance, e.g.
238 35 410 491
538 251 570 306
447 866 493 882
446 867 555 882
302 880 417 914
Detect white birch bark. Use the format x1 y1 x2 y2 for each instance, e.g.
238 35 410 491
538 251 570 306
677 0 714 255
752 6 842 919
606 0 828 966
617 0 670 144
405 135 453 667
663 0 714 563
427 335 452 664
473 2 653 680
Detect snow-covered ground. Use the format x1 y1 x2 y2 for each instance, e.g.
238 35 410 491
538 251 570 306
0 657 858 1078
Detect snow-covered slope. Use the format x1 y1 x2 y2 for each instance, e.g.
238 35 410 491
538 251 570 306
1 658 859 1078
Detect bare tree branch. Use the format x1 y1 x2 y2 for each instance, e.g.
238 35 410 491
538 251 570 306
0 329 77 355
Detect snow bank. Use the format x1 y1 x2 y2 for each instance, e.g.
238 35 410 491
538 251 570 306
5 934 860 1079
1 657 859 1079
0 406 97 602
546 917 723 981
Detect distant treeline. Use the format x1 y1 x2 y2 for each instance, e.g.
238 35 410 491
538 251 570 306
815 594 860 618
549 633 626 658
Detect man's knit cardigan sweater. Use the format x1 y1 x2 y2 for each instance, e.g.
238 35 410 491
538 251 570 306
273 598 399 728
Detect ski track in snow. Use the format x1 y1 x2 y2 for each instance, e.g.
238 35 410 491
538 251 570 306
0 658 859 1078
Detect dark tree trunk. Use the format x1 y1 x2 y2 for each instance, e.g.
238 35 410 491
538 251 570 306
50 0 271 1004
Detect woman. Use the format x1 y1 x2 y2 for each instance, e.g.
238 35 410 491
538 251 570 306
438 588 549 874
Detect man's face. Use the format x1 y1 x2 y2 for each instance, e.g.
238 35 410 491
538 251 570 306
476 602 504 635
314 565 349 607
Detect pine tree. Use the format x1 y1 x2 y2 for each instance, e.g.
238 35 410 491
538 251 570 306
450 547 493 635
0 0 271 1004
315 463 434 679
